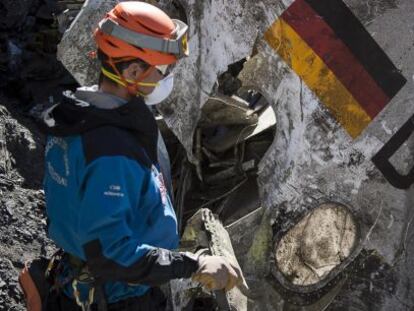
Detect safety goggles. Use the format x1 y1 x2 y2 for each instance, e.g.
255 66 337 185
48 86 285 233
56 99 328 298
99 18 189 58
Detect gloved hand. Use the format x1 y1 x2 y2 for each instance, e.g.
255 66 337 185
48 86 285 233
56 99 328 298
192 254 243 291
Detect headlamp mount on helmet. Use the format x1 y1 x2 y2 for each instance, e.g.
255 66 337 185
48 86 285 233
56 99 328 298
98 18 189 59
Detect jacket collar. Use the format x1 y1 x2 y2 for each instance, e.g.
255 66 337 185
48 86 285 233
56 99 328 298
41 90 159 163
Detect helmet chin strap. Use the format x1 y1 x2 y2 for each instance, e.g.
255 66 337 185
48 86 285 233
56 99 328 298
103 58 159 96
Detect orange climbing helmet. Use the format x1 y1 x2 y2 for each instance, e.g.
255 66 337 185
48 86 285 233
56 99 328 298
94 1 189 66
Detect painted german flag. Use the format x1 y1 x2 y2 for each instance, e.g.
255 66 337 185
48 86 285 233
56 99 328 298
264 0 407 138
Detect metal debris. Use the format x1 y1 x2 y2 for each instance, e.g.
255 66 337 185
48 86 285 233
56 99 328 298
168 90 274 227
203 105 276 153
205 159 255 184
177 208 248 311
198 95 258 128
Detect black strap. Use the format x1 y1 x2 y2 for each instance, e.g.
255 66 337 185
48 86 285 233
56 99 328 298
94 282 108 311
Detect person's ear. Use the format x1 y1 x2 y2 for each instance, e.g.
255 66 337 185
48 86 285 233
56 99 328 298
123 62 143 81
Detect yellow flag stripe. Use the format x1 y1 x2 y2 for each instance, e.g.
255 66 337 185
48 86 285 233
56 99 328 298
264 18 372 138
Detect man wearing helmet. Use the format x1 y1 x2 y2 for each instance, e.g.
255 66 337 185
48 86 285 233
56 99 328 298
19 2 243 311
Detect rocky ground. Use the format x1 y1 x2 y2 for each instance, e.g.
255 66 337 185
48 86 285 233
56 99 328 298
0 0 78 309
0 93 55 311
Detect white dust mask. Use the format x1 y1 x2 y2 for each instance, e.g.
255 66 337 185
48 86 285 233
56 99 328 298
144 74 174 106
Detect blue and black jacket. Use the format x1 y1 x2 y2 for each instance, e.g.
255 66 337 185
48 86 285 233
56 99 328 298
42 92 198 303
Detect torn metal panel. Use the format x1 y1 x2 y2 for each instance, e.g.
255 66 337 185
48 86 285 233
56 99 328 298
253 0 414 259
177 208 248 310
244 0 414 309
226 207 264 259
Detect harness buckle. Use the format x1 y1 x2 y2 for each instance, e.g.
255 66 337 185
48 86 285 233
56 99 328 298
72 279 95 311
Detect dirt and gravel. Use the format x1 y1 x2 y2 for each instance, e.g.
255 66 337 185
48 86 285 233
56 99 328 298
0 93 55 311
0 0 77 309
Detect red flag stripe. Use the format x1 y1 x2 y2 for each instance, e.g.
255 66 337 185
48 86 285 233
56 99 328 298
281 0 390 118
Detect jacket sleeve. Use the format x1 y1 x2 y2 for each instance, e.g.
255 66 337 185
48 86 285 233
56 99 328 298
77 156 199 286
